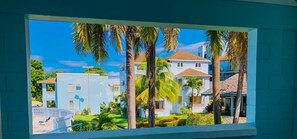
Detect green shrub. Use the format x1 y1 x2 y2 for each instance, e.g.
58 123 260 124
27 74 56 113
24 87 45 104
177 119 187 126
94 113 113 129
71 120 95 131
180 107 191 114
82 108 91 115
101 123 118 130
186 113 218 126
205 100 213 113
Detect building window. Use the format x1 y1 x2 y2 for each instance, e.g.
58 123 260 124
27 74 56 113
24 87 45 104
177 62 183 67
69 100 74 108
46 100 56 108
155 100 164 109
114 86 119 91
46 84 55 92
195 63 201 68
178 79 183 86
68 84 74 93
189 96 201 105
178 96 182 105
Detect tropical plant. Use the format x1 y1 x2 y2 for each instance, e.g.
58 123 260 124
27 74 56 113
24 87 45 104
83 67 105 75
139 27 179 127
136 58 180 104
30 60 46 102
72 23 139 129
46 70 62 78
206 30 224 124
183 77 203 112
226 32 248 123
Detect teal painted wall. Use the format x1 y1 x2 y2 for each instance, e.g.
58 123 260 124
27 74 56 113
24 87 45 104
0 0 296 139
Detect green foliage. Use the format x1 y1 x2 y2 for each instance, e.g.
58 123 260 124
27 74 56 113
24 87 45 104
46 70 62 78
205 100 213 113
101 123 118 130
108 102 121 114
82 108 91 115
71 120 96 131
93 113 114 130
180 107 191 115
136 58 180 104
186 113 223 126
136 117 186 128
30 60 46 102
83 67 106 75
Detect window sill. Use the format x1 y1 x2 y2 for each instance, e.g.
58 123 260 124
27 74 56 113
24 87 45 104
32 124 256 139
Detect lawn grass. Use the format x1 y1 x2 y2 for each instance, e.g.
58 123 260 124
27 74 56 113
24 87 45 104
74 114 97 121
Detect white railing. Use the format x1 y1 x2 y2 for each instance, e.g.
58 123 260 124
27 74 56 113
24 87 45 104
32 108 74 133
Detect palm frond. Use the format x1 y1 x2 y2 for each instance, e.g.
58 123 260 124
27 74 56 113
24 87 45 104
162 28 180 51
206 30 224 58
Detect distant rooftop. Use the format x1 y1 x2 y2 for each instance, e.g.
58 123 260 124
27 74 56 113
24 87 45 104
202 74 247 96
37 78 56 84
176 68 211 77
135 53 146 63
167 50 210 62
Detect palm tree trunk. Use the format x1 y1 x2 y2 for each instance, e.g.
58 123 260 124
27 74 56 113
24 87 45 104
126 27 136 128
146 42 156 127
233 63 245 123
191 88 194 112
212 58 221 124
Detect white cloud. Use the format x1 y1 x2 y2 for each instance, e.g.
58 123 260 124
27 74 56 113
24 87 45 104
105 61 123 67
30 55 44 61
59 60 88 67
44 67 71 73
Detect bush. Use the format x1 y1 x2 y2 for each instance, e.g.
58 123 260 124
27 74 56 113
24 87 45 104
72 120 95 131
101 123 118 130
177 119 187 126
136 117 186 128
82 108 91 115
205 100 213 113
180 107 191 115
186 113 222 126
95 113 113 130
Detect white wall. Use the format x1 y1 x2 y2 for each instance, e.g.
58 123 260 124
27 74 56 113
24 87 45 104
169 61 209 75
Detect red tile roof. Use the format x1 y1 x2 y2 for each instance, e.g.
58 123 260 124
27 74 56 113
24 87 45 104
176 68 211 77
167 50 210 62
37 78 56 84
202 74 247 96
135 53 146 63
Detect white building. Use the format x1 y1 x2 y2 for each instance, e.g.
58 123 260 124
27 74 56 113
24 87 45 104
38 73 121 114
120 50 212 116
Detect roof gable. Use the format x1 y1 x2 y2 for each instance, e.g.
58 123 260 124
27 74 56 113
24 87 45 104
167 50 210 62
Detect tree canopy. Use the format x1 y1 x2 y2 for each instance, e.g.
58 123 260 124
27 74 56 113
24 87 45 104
30 60 46 102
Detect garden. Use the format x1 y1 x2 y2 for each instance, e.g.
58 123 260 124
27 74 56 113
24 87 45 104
71 102 221 131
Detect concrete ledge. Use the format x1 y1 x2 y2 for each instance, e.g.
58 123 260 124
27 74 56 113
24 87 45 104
32 124 256 139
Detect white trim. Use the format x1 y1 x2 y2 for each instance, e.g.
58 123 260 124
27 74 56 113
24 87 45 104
32 124 256 139
167 59 211 62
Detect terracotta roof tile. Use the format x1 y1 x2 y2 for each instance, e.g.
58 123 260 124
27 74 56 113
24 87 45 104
135 53 146 63
37 78 56 84
176 68 211 77
167 50 210 62
220 53 230 61
202 74 246 96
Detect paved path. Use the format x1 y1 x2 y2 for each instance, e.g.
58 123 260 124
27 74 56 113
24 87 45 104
222 116 246 124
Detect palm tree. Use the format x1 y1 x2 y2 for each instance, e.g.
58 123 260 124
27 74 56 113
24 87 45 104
226 32 248 123
72 23 139 129
183 77 203 112
206 30 224 124
135 58 180 109
139 27 179 127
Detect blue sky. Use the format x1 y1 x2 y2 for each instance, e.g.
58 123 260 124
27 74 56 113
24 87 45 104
29 20 207 74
